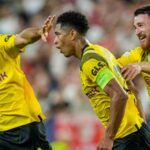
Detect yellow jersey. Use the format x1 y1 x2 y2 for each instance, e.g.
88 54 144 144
80 44 144 139
0 34 45 131
118 47 150 97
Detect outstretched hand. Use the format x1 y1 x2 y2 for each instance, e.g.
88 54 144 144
121 63 141 81
41 15 55 42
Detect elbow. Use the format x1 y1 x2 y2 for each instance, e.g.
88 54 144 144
114 91 128 103
121 93 128 102
14 35 27 49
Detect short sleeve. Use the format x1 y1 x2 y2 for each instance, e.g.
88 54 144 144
117 47 143 66
82 56 107 81
0 34 15 51
0 34 24 57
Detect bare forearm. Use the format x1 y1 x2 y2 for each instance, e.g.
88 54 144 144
137 98 146 121
127 81 146 121
105 94 127 139
14 27 42 49
139 62 150 74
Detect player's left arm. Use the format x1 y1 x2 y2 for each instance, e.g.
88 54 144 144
127 81 146 122
82 55 127 149
121 62 150 81
96 68 128 150
15 15 55 48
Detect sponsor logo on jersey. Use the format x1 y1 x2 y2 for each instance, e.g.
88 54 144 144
91 61 106 76
0 72 8 81
4 35 12 42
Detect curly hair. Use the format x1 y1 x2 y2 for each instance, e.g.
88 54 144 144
134 5 150 16
56 11 89 35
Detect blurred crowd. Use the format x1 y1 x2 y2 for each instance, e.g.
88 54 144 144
0 0 150 149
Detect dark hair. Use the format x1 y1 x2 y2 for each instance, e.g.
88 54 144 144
134 5 150 16
56 11 89 35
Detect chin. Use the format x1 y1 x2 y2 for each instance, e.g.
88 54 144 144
63 53 69 57
65 55 72 58
141 45 150 51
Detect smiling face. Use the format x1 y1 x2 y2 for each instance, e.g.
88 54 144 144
54 23 76 57
134 14 150 51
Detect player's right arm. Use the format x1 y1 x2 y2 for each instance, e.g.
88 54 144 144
117 47 144 81
121 62 150 81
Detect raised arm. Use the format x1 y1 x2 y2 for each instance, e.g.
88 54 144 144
14 15 55 49
97 79 128 150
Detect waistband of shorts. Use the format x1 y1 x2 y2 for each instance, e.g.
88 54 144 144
115 122 146 141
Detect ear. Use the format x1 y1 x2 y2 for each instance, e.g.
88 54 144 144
70 30 78 41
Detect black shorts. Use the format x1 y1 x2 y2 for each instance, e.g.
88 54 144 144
113 123 150 150
0 122 52 150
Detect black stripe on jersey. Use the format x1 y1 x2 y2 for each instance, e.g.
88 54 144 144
80 50 108 71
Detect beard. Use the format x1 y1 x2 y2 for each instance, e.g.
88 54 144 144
141 36 150 51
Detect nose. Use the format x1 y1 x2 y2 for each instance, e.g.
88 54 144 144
135 28 141 36
54 37 58 45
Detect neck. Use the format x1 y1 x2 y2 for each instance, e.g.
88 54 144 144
143 47 150 52
75 37 90 59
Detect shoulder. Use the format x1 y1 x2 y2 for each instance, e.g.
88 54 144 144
0 34 15 42
80 46 107 71
117 47 143 65
0 34 16 50
123 47 143 56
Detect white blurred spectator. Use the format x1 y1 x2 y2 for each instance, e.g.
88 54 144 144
21 0 46 15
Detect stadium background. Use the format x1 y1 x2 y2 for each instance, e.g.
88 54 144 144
0 0 150 149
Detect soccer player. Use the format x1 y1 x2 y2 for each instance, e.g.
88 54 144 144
0 16 55 150
118 5 150 97
53 11 150 150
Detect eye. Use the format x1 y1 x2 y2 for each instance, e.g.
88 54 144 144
133 25 136 30
137 23 143 27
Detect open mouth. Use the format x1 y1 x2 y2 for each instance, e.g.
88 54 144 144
56 46 61 50
139 35 146 41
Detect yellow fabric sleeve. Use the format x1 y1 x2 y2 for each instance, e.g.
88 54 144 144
0 35 15 51
96 67 115 90
1 34 25 57
117 47 143 66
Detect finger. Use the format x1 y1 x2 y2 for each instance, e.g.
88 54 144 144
44 16 53 25
43 16 55 33
47 15 55 30
50 15 55 23
122 68 131 80
121 66 128 74
124 69 135 81
125 75 132 81
125 67 139 81
42 25 49 40
41 15 55 42
44 16 55 27
41 34 47 42
126 71 138 81
42 16 53 30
